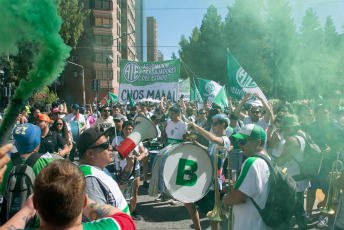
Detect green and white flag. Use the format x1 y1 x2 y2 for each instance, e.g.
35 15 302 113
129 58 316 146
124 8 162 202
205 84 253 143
178 78 190 101
109 92 118 102
213 85 228 111
227 50 267 103
197 78 222 103
119 59 180 103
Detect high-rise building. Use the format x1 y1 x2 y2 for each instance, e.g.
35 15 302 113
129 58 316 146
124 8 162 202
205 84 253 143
121 0 136 61
146 17 158 62
135 0 145 61
57 0 135 105
158 50 164 61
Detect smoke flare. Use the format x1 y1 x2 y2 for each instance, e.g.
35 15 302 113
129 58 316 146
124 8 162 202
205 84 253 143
0 0 71 145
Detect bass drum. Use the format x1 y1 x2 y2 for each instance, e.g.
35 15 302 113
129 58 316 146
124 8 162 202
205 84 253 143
153 142 214 203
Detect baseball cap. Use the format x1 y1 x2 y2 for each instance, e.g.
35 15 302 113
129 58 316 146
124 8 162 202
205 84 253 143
37 114 51 123
77 127 114 157
72 104 79 109
113 113 125 120
13 124 41 154
51 108 61 114
79 107 86 114
232 124 266 142
279 114 300 128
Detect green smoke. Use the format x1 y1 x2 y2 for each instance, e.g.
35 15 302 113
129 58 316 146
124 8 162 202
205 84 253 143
179 0 343 101
0 0 70 144
0 0 71 100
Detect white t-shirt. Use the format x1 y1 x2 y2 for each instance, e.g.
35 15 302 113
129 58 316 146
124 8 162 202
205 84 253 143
281 135 310 192
64 113 86 124
229 120 242 133
165 119 186 145
112 136 143 171
243 116 269 132
233 156 271 230
91 116 115 132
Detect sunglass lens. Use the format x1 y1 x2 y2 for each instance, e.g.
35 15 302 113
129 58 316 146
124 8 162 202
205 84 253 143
239 139 246 145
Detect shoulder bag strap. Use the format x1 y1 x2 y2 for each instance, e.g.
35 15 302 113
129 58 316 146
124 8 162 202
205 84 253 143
25 152 43 168
248 153 273 214
10 152 22 167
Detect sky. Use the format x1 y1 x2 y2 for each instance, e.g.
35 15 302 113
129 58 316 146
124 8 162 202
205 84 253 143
143 0 344 60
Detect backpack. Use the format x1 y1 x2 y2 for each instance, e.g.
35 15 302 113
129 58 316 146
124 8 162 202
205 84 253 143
249 153 297 228
292 132 323 181
1 152 42 227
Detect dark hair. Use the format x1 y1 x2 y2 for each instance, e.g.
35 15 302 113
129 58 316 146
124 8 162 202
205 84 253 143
51 118 69 144
229 113 239 120
33 160 86 227
122 120 134 129
169 106 181 114
100 106 111 113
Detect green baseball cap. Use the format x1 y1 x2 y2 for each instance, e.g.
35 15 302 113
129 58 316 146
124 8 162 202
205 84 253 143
232 124 266 142
279 114 300 128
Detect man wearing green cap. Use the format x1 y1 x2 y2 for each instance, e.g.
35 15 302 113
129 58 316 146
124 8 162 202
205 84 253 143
276 114 308 230
222 124 270 230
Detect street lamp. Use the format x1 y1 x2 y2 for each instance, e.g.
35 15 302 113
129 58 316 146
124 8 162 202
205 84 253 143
67 61 85 105
106 31 135 101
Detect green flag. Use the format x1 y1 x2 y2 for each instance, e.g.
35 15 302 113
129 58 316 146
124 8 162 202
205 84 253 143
190 78 203 103
213 86 228 111
109 92 118 102
127 90 134 107
227 50 267 103
197 78 222 102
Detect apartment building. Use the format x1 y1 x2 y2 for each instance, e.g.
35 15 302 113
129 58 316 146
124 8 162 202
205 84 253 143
58 0 137 105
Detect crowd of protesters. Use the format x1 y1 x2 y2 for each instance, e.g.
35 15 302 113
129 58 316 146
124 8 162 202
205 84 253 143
0 90 343 230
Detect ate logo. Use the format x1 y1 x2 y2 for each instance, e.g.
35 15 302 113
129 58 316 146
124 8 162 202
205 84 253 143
236 67 257 88
123 62 141 83
205 82 215 94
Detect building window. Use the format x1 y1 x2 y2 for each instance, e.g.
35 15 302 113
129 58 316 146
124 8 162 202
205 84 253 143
94 53 107 63
94 35 113 45
95 70 112 80
117 24 121 36
117 55 120 67
94 0 112 10
95 70 103 79
94 17 112 27
117 40 121 51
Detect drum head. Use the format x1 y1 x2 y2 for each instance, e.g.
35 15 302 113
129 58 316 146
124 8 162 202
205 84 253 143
163 143 214 203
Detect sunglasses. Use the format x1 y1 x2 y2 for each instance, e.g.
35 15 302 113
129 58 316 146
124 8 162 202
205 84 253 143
114 119 121 122
56 123 63 126
88 141 110 150
251 110 261 114
238 138 254 145
103 110 110 112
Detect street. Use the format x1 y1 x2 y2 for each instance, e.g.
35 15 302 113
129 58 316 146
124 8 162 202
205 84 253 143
133 180 332 230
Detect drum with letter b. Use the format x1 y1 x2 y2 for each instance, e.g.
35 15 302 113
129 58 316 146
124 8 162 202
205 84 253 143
153 142 214 203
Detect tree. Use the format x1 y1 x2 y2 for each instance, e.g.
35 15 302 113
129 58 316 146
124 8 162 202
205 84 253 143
179 6 226 85
297 8 323 98
224 0 272 95
58 0 90 49
0 0 89 97
265 0 299 100
171 52 177 60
